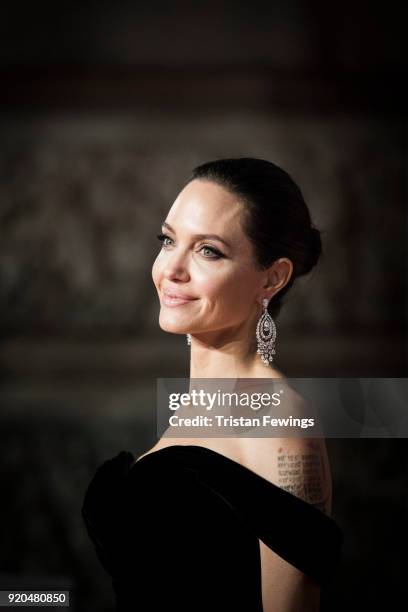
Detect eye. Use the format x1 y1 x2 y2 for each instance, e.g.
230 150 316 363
156 233 224 260
156 233 173 247
199 245 223 259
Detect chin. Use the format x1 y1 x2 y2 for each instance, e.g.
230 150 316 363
158 316 189 335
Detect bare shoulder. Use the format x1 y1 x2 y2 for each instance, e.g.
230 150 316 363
241 436 333 516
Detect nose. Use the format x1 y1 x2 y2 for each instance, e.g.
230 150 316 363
162 250 190 282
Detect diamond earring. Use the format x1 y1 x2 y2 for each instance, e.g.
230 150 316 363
186 334 191 346
256 298 277 365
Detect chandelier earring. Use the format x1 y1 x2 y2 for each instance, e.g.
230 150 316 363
256 298 277 366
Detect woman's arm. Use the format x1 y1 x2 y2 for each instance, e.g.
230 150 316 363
243 437 333 611
259 542 321 612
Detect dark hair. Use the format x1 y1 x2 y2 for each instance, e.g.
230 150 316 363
188 157 322 320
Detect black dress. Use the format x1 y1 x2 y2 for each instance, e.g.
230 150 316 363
81 445 343 611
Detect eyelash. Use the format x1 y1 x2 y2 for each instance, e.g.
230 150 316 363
156 233 224 260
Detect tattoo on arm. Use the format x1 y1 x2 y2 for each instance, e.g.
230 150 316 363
276 442 330 514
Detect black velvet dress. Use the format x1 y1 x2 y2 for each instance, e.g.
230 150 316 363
81 445 343 611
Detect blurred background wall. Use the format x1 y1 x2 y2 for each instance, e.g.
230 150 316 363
0 1 406 610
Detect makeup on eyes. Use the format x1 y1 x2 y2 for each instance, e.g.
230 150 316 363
156 233 226 259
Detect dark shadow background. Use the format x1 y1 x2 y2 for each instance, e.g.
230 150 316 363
0 1 407 610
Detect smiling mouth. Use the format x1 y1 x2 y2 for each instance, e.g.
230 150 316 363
161 293 197 306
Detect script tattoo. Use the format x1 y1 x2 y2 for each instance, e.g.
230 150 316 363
276 442 330 514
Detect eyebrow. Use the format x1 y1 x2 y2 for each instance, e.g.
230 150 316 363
162 221 232 249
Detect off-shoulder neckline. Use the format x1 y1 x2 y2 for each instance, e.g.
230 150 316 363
129 444 334 523
83 444 343 589
131 443 294 487
132 444 264 479
133 444 245 468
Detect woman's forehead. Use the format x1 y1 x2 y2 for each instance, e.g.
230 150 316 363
168 179 245 234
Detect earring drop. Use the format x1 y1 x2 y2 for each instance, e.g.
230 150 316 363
256 298 277 365
186 334 191 346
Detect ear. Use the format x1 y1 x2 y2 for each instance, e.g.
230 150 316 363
259 258 293 304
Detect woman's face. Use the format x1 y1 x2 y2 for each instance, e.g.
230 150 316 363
151 179 268 346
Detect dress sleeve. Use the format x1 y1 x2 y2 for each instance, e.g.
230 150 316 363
254 483 343 586
193 453 344 587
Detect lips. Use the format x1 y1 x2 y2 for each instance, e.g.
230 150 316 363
161 289 197 306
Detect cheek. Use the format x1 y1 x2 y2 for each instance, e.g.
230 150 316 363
151 254 162 288
203 269 257 313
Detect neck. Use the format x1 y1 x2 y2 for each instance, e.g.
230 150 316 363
188 323 282 379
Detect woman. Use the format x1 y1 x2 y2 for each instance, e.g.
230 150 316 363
82 158 343 611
